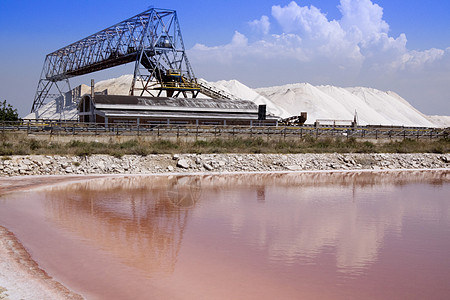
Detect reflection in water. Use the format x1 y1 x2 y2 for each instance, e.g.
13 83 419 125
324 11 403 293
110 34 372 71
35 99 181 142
256 186 266 202
166 176 201 208
191 171 450 274
0 170 449 299
42 176 202 276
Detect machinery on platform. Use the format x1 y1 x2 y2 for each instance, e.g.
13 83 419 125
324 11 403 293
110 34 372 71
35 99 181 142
279 112 308 126
31 8 240 113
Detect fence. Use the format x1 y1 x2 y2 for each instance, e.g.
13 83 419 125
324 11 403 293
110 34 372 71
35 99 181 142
1 120 448 141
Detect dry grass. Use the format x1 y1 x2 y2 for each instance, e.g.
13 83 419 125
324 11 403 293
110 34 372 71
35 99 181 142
0 133 449 156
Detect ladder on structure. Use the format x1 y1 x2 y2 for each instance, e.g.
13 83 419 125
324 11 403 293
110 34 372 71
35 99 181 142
197 80 242 101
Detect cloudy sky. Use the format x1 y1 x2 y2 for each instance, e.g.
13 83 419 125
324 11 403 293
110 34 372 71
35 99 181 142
0 0 449 117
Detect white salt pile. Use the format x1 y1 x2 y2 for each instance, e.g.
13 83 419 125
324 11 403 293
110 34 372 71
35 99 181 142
252 83 436 127
210 79 291 118
25 75 449 128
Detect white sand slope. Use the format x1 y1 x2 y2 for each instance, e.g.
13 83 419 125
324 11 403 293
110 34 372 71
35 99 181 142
254 83 437 127
24 84 91 121
94 74 133 95
211 79 291 118
426 115 450 128
23 101 79 121
346 87 436 127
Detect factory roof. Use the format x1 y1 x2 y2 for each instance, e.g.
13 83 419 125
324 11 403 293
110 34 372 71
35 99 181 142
91 95 258 110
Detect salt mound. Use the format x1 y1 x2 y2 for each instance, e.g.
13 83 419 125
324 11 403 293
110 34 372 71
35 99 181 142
94 74 133 95
425 115 450 128
346 87 435 127
314 85 392 125
255 83 437 127
256 83 362 124
24 84 91 121
211 79 291 118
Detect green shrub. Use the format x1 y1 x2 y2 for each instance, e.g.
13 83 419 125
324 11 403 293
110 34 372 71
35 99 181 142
132 146 149 156
119 139 139 149
28 139 42 150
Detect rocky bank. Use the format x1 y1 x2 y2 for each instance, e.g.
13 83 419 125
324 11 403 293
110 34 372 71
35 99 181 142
1 153 449 176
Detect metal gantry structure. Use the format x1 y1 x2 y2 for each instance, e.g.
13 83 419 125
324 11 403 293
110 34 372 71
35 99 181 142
31 8 201 113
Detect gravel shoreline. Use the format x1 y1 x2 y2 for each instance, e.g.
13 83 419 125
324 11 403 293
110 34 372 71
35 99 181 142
1 153 449 177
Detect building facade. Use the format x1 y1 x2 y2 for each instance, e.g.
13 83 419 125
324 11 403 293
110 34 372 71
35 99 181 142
79 94 278 126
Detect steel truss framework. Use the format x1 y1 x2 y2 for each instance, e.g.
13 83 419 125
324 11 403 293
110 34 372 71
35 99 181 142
31 8 199 113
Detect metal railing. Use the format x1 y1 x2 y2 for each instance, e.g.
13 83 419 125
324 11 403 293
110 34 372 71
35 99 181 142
1 120 448 141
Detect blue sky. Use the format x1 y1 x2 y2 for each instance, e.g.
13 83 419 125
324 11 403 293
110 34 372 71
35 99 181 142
1 0 449 117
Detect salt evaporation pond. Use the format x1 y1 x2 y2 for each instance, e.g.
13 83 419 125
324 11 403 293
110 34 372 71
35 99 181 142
0 170 449 299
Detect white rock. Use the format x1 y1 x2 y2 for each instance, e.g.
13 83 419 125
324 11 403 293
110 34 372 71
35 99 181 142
203 163 213 171
286 165 302 171
96 161 105 170
177 159 190 169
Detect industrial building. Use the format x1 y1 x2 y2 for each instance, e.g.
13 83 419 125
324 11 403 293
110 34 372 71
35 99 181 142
79 94 277 126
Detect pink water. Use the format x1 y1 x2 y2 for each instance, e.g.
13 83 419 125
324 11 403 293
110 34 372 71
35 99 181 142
0 170 449 299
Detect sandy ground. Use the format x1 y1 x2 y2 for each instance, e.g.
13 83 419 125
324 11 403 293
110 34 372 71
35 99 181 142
0 226 84 300
0 176 111 300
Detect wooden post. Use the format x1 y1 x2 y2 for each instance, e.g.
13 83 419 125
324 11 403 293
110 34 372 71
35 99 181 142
137 118 140 137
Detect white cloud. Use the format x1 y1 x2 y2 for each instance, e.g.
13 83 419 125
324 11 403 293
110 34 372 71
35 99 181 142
189 0 449 115
398 48 445 70
272 2 342 38
249 15 271 35
230 31 248 47
339 0 389 40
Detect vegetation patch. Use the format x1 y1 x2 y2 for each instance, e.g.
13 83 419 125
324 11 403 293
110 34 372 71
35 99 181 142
0 134 448 156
